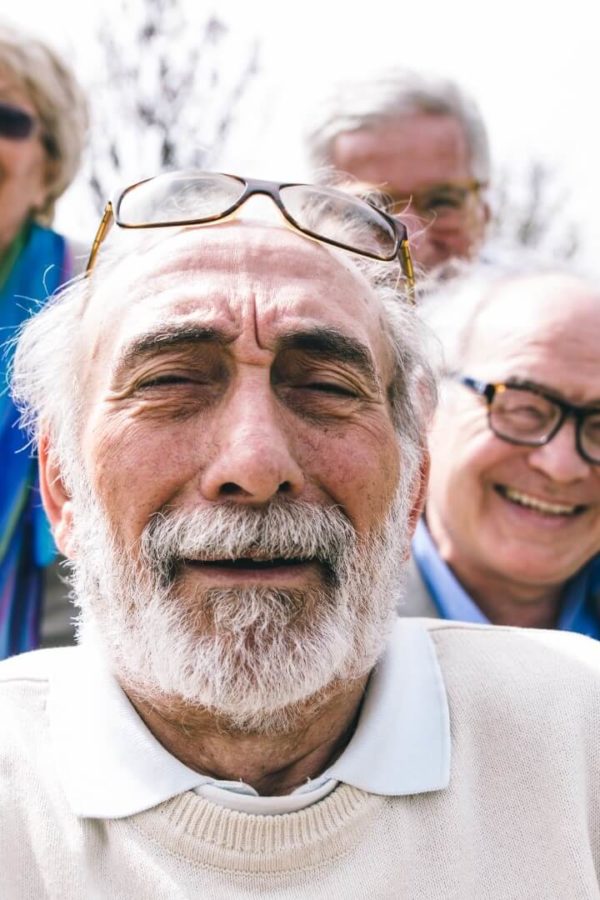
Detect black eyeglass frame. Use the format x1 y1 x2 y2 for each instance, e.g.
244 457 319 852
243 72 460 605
85 172 415 297
458 374 600 465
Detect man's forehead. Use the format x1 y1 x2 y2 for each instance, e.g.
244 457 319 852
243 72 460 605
90 223 371 304
81 222 386 364
466 273 600 369
333 113 471 179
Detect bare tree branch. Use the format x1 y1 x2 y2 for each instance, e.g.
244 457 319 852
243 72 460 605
490 161 581 260
83 0 259 211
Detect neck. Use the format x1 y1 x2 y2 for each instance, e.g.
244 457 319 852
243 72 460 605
458 579 561 628
425 513 563 628
0 223 29 287
125 676 369 796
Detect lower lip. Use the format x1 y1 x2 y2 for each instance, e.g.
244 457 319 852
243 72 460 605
494 488 582 529
182 560 323 586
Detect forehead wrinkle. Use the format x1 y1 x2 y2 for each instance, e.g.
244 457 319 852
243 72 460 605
135 221 363 284
88 221 379 331
84 222 387 390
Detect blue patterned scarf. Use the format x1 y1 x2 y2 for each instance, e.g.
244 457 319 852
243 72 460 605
0 222 71 658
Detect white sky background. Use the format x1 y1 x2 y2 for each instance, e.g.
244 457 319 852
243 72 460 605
3 0 600 271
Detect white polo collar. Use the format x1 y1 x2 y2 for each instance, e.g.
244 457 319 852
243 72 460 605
47 618 450 819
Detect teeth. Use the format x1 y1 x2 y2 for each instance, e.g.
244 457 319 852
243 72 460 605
502 487 579 516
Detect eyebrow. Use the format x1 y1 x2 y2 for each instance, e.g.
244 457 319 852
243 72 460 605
113 323 379 387
114 324 229 375
277 328 379 386
506 377 600 409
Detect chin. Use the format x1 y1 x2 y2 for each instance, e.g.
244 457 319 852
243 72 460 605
492 553 579 589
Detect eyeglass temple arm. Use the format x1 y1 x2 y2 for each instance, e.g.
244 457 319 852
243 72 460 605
399 238 415 304
86 202 115 274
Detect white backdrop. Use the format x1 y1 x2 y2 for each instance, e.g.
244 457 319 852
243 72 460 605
3 0 600 271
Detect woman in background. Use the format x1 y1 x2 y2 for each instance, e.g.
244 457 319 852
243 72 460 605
0 25 87 658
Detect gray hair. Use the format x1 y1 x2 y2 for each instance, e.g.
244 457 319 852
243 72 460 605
11 231 437 494
419 258 600 378
0 25 88 224
307 68 490 185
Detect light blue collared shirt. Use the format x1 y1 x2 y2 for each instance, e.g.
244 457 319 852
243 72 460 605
412 519 600 640
45 618 451 818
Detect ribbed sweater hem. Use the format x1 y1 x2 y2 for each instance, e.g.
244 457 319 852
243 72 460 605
129 784 386 872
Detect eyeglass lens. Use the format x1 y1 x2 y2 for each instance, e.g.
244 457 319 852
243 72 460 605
417 186 473 217
280 184 397 259
0 101 36 140
117 173 399 260
581 412 600 462
118 172 245 224
491 387 600 462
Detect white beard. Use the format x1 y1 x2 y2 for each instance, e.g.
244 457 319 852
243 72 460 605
70 487 411 734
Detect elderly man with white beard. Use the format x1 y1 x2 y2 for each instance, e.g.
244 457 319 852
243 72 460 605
1 172 600 899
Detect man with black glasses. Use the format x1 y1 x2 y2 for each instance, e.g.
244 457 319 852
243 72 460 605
2 177 600 896
403 265 600 636
307 69 491 274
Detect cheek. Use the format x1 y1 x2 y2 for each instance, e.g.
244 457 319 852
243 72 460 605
298 418 401 533
0 140 42 180
84 406 401 541
429 415 504 503
0 142 48 222
85 416 203 539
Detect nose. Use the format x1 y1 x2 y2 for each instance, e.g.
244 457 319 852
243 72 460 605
527 418 591 483
200 375 305 504
410 220 466 268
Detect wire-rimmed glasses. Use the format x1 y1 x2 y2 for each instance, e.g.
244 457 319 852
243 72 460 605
85 171 415 298
385 179 486 225
458 375 600 465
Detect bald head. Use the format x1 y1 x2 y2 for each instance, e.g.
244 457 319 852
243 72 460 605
463 273 600 373
422 268 600 377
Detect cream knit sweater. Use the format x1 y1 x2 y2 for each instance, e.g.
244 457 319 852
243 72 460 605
2 621 600 899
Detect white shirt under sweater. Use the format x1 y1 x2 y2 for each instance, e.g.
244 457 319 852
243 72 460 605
45 618 450 818
2 619 600 898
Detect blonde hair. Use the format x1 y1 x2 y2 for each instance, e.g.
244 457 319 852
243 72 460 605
0 25 88 224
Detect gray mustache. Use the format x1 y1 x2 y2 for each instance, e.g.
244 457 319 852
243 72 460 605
140 500 357 585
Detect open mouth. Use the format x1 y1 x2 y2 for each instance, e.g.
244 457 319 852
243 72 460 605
495 485 586 518
180 557 329 585
185 557 313 570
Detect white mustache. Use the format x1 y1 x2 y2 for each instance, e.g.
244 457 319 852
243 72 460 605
140 500 357 585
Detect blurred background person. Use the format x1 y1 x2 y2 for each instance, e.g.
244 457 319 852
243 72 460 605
307 69 491 274
0 24 87 658
401 265 600 636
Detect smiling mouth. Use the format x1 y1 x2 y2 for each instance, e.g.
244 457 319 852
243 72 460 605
495 486 586 517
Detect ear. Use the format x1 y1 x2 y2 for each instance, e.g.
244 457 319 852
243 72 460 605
481 196 492 227
39 433 77 559
406 450 430 546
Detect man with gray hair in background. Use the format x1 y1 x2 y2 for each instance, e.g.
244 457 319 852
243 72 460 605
307 68 491 274
403 263 600 637
1 172 600 897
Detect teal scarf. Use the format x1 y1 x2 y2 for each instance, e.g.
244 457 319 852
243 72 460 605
0 222 71 658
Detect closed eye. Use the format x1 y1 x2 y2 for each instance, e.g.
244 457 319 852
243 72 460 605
138 374 199 388
304 382 359 397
